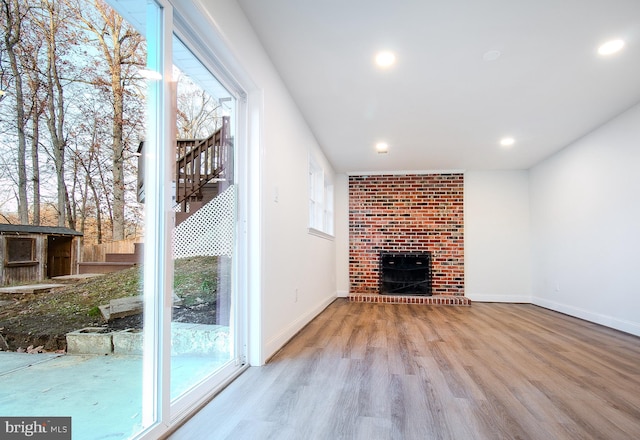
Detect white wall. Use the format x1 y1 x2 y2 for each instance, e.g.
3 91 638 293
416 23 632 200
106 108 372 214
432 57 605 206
193 0 640 358
530 103 640 336
464 171 532 302
196 0 337 364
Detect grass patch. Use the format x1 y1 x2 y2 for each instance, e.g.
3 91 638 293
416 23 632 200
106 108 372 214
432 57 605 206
0 255 222 343
173 256 220 306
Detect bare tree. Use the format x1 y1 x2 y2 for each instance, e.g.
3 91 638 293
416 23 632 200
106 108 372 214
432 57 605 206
31 0 71 227
0 0 146 244
176 79 222 139
1 0 29 223
69 99 108 242
19 21 46 225
69 0 144 240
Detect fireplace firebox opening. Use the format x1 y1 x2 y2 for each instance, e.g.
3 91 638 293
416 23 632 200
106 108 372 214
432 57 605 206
380 252 432 296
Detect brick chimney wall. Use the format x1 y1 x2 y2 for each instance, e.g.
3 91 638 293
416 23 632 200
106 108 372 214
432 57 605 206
349 173 464 295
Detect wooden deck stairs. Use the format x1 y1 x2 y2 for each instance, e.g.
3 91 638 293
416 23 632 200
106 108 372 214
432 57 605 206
174 116 231 225
80 117 232 274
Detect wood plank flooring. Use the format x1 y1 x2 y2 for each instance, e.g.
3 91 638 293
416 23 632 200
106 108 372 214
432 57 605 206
168 300 640 440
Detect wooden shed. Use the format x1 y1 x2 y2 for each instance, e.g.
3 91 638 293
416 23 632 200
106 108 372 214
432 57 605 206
0 224 83 286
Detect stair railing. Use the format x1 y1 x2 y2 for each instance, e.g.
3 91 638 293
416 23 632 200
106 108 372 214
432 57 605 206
175 116 230 212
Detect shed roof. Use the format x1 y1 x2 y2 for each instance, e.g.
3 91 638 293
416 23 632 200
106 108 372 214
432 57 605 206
0 224 83 236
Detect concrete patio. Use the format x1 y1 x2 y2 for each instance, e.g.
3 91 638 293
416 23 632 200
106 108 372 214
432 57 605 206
0 350 229 439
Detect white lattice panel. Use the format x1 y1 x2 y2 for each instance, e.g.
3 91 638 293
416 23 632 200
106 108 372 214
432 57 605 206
173 185 236 258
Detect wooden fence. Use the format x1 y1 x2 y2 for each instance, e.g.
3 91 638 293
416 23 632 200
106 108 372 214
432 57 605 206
82 237 142 262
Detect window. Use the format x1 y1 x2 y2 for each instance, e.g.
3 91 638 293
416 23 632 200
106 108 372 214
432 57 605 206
0 1 251 437
6 238 36 264
308 156 334 236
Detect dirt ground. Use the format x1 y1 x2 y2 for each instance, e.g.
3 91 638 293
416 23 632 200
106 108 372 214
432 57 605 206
0 292 216 352
0 257 221 352
0 292 217 352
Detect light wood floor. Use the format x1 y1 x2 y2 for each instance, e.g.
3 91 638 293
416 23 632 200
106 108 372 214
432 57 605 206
169 299 640 440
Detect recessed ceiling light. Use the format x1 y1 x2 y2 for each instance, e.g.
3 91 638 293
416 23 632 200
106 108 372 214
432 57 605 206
500 137 515 147
376 142 389 154
375 51 396 68
598 39 625 56
482 50 502 62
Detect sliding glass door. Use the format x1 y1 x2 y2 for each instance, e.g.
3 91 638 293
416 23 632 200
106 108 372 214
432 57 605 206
116 0 247 437
0 0 246 438
169 34 241 407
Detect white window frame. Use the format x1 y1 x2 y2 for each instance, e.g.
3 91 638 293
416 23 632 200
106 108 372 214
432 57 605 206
308 155 334 238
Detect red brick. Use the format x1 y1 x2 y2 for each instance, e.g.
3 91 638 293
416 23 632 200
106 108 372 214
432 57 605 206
349 174 464 295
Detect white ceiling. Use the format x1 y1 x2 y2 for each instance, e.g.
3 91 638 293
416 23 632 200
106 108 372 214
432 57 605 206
236 0 640 173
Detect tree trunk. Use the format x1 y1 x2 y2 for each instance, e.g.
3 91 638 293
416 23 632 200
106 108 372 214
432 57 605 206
65 184 75 229
2 0 29 224
42 1 67 228
112 63 125 240
80 171 88 234
106 8 126 241
30 94 41 226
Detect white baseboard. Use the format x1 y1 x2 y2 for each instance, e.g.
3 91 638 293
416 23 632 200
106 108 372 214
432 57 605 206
336 290 348 298
466 293 532 303
532 296 640 337
263 294 336 362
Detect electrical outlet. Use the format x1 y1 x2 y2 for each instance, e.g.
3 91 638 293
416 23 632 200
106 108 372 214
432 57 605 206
294 288 298 303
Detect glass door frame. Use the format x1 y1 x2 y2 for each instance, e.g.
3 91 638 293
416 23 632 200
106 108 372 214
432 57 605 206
138 1 172 436
168 22 249 423
117 0 251 438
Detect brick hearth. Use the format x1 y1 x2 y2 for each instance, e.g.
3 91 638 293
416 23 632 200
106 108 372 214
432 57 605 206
347 294 471 306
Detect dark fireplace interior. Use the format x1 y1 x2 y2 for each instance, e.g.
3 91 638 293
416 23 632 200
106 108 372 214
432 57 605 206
379 252 432 296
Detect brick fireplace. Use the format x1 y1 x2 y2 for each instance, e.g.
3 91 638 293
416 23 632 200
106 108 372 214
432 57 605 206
349 173 465 297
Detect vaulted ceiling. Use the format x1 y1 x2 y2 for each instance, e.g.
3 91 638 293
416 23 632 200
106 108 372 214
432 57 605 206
237 0 640 173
